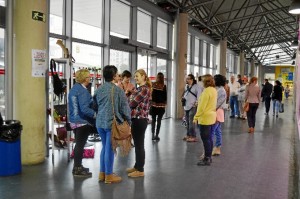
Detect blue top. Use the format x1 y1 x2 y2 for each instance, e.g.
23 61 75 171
94 82 131 129
68 83 96 126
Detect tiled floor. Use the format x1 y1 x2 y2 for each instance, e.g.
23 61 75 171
0 99 296 199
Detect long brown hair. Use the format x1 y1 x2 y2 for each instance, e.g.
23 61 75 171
135 69 152 90
156 72 164 85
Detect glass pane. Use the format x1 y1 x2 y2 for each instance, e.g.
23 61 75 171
0 0 5 6
73 0 103 43
201 67 206 75
203 42 207 67
137 53 148 72
137 11 151 44
157 20 168 49
194 38 199 65
49 37 63 60
187 64 191 75
187 34 191 63
50 0 63 35
110 49 130 72
194 66 199 78
157 58 167 78
72 42 102 69
0 28 4 115
210 44 214 68
110 0 130 38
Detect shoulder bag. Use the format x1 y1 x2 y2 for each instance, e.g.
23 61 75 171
111 86 132 156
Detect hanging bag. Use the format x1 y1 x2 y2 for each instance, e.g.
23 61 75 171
111 86 132 156
50 59 66 99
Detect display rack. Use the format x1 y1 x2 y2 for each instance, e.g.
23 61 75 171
48 58 73 164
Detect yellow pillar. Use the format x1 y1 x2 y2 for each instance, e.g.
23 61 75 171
219 38 227 76
14 0 47 164
176 12 188 118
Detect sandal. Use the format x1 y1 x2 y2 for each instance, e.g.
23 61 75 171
186 137 198 142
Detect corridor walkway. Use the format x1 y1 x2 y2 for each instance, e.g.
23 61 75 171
0 99 296 199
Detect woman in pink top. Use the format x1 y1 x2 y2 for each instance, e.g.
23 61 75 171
245 77 261 133
118 70 135 98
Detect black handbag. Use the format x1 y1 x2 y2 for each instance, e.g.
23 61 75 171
50 59 66 99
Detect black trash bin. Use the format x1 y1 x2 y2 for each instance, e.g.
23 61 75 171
0 120 22 176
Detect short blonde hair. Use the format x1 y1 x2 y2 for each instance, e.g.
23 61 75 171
75 69 90 84
202 74 215 88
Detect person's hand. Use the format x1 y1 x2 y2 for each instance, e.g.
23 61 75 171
193 120 198 124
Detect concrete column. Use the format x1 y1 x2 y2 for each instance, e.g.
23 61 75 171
258 63 264 85
239 52 245 76
175 12 188 118
250 59 255 78
219 38 227 76
13 0 47 164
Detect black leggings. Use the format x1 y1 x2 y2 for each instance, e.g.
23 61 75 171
151 107 165 136
73 125 93 167
132 118 148 172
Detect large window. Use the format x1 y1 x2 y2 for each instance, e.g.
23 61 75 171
0 0 5 6
194 38 199 65
73 0 103 43
209 45 214 68
110 0 130 38
72 42 102 69
187 34 191 63
203 42 207 67
157 19 168 49
49 37 63 60
110 49 130 72
157 58 167 77
50 0 63 35
137 10 151 44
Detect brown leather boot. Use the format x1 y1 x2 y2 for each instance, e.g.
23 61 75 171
105 174 122 184
98 172 105 182
211 147 217 156
213 147 221 156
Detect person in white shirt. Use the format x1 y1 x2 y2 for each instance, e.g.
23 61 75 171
228 76 240 118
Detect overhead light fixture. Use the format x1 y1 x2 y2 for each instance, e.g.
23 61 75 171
291 40 298 49
289 0 300 14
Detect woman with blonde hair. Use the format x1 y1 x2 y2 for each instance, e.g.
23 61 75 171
69 69 97 177
245 77 261 133
127 69 151 178
193 74 217 166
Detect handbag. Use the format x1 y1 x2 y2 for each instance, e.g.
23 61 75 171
243 102 249 112
111 86 132 156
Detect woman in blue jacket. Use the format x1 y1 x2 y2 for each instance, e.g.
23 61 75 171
68 69 96 177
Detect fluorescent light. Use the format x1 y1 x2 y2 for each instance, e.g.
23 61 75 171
289 0 300 14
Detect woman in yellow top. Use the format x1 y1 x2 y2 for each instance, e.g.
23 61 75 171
193 74 217 166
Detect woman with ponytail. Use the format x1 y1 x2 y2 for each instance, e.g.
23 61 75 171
127 69 151 178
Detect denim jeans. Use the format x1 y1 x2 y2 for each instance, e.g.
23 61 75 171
185 107 197 137
273 100 280 115
97 128 114 175
212 122 222 147
198 124 213 158
230 96 240 116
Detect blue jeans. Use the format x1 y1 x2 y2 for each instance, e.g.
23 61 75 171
185 107 197 137
97 128 114 175
273 100 280 115
212 122 222 147
230 96 240 116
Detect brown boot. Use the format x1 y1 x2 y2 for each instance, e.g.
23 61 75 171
105 174 122 184
251 127 255 133
214 147 221 155
211 147 217 156
98 172 105 182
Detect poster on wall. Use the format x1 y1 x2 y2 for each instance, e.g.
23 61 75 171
32 49 46 77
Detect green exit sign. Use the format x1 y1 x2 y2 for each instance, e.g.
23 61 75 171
32 11 45 22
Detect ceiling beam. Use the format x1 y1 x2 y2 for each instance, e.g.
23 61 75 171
210 6 289 27
184 0 216 11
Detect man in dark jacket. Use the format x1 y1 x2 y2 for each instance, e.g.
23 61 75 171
261 79 273 115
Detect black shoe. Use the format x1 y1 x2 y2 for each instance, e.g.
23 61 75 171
155 136 160 141
229 116 234 118
197 158 211 166
72 165 89 174
73 166 92 177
